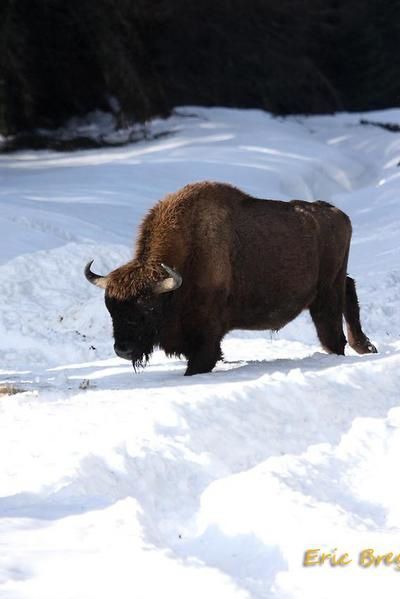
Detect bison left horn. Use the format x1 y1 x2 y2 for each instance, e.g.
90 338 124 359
84 260 109 289
153 263 182 294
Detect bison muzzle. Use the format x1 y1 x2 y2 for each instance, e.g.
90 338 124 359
85 181 377 375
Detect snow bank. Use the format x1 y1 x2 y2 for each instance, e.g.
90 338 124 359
0 108 399 598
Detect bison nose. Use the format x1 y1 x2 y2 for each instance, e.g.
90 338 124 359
114 343 132 360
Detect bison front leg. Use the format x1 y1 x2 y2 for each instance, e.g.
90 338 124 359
184 331 223 376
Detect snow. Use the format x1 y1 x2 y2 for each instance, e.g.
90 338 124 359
0 107 400 598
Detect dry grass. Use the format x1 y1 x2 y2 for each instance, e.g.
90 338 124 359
0 384 25 396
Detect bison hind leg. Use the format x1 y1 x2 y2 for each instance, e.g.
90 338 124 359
344 276 377 354
309 287 347 356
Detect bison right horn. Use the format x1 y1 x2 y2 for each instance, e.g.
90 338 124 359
153 263 182 294
84 260 109 289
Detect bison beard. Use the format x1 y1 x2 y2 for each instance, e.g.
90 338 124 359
132 353 151 372
84 181 377 376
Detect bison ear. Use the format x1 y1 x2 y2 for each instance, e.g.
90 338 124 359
84 260 109 289
153 263 182 295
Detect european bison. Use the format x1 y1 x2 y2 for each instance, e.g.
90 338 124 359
85 181 377 375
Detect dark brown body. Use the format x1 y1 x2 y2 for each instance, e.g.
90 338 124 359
89 181 377 375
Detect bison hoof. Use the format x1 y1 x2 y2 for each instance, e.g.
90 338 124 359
366 341 378 354
353 339 378 354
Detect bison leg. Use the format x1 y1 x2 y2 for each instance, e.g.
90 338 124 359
344 276 377 354
309 285 347 355
184 332 223 376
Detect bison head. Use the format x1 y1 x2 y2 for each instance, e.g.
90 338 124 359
84 260 182 370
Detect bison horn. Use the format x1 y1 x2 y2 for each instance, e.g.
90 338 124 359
153 263 182 294
84 260 108 289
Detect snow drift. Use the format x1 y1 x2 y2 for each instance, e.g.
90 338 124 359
0 108 399 598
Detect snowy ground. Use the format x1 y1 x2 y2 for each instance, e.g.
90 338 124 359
1 107 400 598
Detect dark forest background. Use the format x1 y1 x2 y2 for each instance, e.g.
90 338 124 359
1 0 400 138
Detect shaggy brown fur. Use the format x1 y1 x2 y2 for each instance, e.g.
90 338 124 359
90 181 377 375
